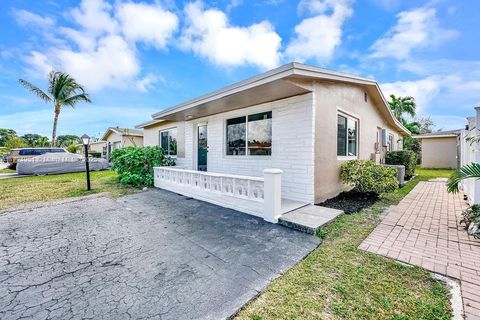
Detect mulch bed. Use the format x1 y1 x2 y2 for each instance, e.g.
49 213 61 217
317 191 378 214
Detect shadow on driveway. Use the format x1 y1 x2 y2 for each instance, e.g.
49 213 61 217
0 189 320 319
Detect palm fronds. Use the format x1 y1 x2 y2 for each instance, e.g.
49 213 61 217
19 79 52 103
447 163 480 193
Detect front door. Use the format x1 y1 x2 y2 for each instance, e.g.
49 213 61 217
197 124 208 171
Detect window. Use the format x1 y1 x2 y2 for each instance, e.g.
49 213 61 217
160 128 177 156
337 114 358 157
387 133 394 151
226 111 272 156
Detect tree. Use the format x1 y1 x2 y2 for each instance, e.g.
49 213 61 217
5 136 27 149
20 133 51 147
56 135 80 147
388 94 416 122
19 71 91 146
0 129 17 147
448 163 480 193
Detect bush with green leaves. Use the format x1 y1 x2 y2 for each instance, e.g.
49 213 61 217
385 150 416 178
340 160 398 195
110 146 175 187
67 144 79 153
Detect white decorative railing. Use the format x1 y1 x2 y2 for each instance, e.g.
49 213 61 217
154 167 282 222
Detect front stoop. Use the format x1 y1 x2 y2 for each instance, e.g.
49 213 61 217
278 205 344 234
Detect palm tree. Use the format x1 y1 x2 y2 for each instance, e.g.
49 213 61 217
447 163 480 193
19 71 91 146
388 94 416 121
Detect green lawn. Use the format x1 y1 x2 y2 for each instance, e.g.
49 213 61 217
235 167 455 320
0 168 15 174
0 170 136 210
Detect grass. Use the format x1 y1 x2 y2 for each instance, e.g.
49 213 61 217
234 167 455 320
0 170 136 210
0 168 15 174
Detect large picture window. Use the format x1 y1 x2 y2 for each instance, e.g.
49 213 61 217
337 114 358 157
226 111 272 156
160 128 177 156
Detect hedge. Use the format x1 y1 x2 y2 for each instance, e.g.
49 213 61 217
385 150 416 178
340 160 398 195
110 146 175 187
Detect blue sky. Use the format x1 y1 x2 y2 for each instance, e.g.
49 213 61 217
0 0 478 138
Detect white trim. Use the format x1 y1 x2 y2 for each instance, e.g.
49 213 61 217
412 134 459 139
336 111 359 160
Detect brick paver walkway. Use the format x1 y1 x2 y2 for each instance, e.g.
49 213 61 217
360 181 480 319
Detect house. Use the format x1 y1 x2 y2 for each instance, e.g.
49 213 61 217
137 62 409 209
413 129 461 169
101 127 144 160
75 140 107 158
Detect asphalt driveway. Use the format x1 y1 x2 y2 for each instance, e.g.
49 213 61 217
0 189 320 320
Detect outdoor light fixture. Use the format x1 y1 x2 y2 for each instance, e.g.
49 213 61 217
81 134 91 191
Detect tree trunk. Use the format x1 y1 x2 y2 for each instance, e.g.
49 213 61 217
52 104 60 147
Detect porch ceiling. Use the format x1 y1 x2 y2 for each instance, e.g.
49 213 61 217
155 79 311 121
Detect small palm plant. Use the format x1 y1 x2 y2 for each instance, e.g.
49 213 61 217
447 163 480 193
19 71 91 146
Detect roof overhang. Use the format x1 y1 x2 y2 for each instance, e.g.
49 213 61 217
142 62 410 135
412 134 459 139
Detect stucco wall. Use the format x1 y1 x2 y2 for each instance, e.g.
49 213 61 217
421 137 458 168
313 81 403 203
105 131 122 145
179 93 316 203
122 135 143 147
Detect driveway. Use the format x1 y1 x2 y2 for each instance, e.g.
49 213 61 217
0 190 320 320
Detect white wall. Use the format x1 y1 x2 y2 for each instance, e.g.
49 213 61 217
181 93 315 203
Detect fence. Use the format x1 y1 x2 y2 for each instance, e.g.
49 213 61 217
153 167 283 222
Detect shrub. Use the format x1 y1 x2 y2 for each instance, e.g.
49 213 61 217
340 160 398 195
385 150 416 178
67 144 79 153
110 146 175 187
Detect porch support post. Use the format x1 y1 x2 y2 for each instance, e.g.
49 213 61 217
263 168 283 223
473 107 480 204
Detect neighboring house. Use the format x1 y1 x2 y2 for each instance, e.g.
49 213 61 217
137 62 409 204
101 127 144 160
76 141 107 158
413 129 461 169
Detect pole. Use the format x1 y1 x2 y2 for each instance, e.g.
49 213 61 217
84 144 91 191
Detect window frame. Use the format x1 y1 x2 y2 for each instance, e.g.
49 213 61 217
159 127 178 157
337 112 359 160
225 111 272 158
387 133 394 152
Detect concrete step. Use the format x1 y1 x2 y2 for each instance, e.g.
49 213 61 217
278 205 344 234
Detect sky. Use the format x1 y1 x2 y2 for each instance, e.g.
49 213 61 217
0 0 478 138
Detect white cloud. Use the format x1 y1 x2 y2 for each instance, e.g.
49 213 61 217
17 0 178 91
370 6 457 60
380 77 442 113
116 2 178 48
429 115 467 131
70 0 117 35
179 1 281 69
11 9 55 29
136 74 160 92
23 51 53 77
55 35 140 90
285 0 353 64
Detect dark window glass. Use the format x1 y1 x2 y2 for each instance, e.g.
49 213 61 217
247 111 272 155
160 129 177 156
226 116 246 155
337 115 347 156
347 119 357 156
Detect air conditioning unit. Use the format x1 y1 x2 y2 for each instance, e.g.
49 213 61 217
371 153 381 164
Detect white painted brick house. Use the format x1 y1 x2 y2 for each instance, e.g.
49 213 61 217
138 63 409 220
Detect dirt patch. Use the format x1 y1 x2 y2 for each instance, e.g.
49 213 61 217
317 191 378 214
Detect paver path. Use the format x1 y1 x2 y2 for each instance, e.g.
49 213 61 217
360 181 480 319
0 189 320 320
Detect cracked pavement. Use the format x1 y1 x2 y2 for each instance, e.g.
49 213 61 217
0 189 320 320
